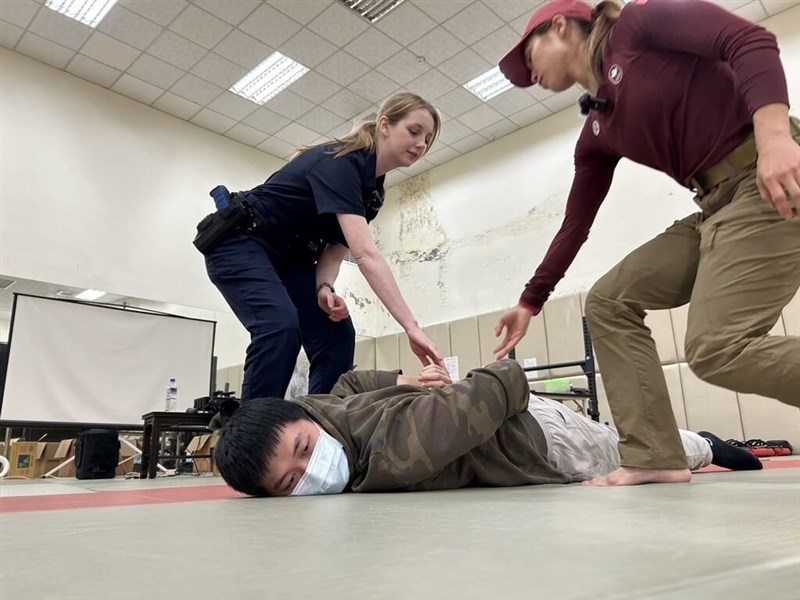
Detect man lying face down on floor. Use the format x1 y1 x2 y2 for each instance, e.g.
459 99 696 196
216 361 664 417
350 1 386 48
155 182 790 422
214 360 761 497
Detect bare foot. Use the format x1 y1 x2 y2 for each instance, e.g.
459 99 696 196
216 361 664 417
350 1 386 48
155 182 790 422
583 466 692 487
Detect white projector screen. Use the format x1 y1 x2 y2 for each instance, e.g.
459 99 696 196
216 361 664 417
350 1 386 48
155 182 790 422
1 295 215 426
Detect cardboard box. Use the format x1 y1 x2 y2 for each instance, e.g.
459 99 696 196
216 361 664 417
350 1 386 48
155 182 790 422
116 436 141 476
51 439 76 478
8 441 38 478
33 442 63 477
186 434 214 473
210 431 221 477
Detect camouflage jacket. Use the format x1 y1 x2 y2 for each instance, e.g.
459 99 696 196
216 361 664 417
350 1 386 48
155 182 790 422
289 360 569 492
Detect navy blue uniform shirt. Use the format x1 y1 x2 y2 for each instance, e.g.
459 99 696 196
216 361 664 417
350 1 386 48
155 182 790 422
247 143 385 258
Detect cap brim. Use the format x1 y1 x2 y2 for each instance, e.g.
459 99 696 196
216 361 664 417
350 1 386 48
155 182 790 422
498 35 534 88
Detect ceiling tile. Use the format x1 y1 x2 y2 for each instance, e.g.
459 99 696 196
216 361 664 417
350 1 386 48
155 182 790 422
708 0 751 10
263 89 314 120
208 91 259 121
80 31 140 70
528 84 554 102
193 0 260 26
225 123 268 146
243 106 292 135
118 0 188 26
28 7 91 50
438 46 492 84
148 30 207 71
301 106 345 136
190 52 247 88
327 120 356 138
413 0 471 22
406 69 459 102
487 87 536 116
434 84 482 117
214 32 271 70
472 25 518 64
450 132 487 154
760 0 798 15
0 22 24 49
0 0 39 28
279 28 336 68
348 70 400 104
307 2 369 47
402 157 434 177
239 3 302 48
169 5 232 49
479 117 518 142
191 108 237 134
408 26 466 67
443 1 503 45
437 118 472 145
376 49 431 86
153 91 204 120
128 53 184 89
457 103 504 130
385 170 410 187
257 136 297 160
375 2 437 46
344 27 402 68
508 101 551 127
484 0 543 21
542 86 583 113
289 71 341 105
275 122 319 146
66 54 121 87
270 0 329 24
96 5 162 51
325 88 372 120
422 143 460 166
170 72 224 105
316 50 371 87
733 1 768 20
16 32 74 69
111 74 164 105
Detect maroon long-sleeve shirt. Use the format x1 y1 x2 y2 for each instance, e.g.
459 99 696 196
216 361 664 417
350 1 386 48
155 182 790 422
519 0 789 313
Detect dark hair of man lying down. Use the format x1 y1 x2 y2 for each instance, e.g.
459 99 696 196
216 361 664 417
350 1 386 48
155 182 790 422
214 397 307 497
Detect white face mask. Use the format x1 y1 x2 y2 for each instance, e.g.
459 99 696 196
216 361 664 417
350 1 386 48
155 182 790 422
291 427 350 496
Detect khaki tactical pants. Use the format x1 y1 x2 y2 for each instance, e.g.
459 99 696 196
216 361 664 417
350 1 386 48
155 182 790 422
584 119 800 470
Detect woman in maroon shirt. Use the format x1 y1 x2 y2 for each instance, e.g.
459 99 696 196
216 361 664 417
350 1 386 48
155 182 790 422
495 0 800 486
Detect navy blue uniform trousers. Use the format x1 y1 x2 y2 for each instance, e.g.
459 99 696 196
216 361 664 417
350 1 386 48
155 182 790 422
205 233 355 402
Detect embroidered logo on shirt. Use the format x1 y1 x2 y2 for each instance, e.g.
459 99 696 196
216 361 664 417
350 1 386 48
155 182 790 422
608 64 623 85
592 120 600 136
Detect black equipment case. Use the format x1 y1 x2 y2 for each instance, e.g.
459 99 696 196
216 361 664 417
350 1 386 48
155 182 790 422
75 429 120 480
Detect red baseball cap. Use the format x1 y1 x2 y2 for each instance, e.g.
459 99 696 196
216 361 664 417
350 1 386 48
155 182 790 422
498 0 594 88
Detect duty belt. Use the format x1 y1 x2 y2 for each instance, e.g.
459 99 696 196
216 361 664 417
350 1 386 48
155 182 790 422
690 117 800 196
690 134 757 196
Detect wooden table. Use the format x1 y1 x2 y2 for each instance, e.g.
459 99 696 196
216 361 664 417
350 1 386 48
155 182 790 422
141 411 213 479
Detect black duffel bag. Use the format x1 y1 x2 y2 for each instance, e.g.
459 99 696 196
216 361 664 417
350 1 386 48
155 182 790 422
75 429 119 480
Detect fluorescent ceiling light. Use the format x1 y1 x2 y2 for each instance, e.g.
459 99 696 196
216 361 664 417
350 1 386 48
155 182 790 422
45 0 118 28
75 289 106 301
230 52 309 105
464 66 514 102
338 0 407 23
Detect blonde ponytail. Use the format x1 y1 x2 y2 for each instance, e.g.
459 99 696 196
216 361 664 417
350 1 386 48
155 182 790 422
296 92 441 159
584 1 623 90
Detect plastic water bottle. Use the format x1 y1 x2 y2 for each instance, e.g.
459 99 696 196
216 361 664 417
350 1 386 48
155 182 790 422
165 377 177 411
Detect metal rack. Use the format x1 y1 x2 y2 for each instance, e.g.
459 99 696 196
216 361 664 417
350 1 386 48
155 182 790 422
510 316 599 422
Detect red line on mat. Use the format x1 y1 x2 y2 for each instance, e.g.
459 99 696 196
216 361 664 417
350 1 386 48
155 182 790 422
2 459 797 513
0 484 243 514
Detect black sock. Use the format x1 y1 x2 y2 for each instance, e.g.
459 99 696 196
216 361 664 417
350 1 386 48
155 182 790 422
698 431 763 471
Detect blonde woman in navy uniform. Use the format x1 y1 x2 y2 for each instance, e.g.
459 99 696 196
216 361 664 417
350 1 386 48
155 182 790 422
494 0 799 486
204 93 445 403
